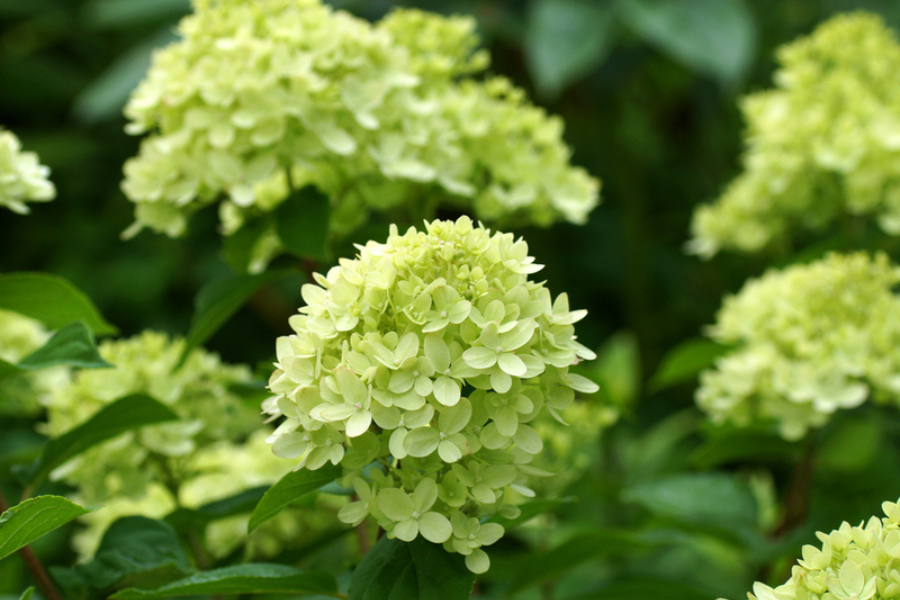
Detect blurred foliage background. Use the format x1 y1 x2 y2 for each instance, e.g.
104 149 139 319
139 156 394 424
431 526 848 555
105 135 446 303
4 1 900 599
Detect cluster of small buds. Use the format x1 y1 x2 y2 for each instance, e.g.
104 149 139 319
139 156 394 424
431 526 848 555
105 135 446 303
696 253 900 440
0 129 55 214
121 0 599 267
726 499 900 600
266 217 597 572
42 331 257 504
688 13 900 257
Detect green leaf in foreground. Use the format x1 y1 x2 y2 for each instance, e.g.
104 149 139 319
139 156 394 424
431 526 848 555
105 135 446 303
275 186 331 261
248 464 341 533
26 394 178 486
17 321 112 371
349 537 475 600
0 272 117 335
0 496 97 562
52 517 192 597
177 269 299 369
649 338 729 391
17 588 34 600
111 564 338 599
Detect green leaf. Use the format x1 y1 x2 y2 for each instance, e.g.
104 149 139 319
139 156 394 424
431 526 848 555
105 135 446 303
525 0 616 99
17 588 34 600
82 0 189 30
649 338 729 392
569 578 710 600
690 429 799 469
25 394 179 486
349 537 475 600
166 485 269 532
73 28 178 123
0 358 22 383
0 273 117 335
221 216 271 273
622 472 758 528
0 496 98 562
111 564 337 599
617 0 756 85
177 269 299 369
586 331 640 407
248 464 341 533
52 517 191 596
498 530 651 593
17 321 112 371
275 186 331 261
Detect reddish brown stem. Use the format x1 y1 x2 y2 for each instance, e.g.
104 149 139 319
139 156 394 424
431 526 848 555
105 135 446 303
0 487 64 600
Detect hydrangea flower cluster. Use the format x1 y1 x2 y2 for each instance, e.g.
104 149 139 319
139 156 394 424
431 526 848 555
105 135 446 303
688 13 900 257
42 331 257 504
266 217 598 573
696 253 900 440
735 499 900 600
122 0 599 260
0 129 55 214
0 309 65 416
72 430 343 561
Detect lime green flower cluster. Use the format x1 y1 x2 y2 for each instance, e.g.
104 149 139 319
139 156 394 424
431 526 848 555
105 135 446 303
689 13 900 257
0 309 66 415
72 430 342 561
0 129 55 214
696 253 900 440
122 0 599 255
736 499 900 600
266 217 598 572
43 331 257 504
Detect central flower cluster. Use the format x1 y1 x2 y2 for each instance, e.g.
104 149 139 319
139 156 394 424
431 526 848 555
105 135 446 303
266 217 597 572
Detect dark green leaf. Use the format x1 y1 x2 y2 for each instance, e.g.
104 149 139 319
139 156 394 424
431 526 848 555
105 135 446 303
617 0 756 85
649 338 729 392
0 496 98 562
25 394 178 486
0 358 22 383
525 0 616 98
691 429 799 469
275 186 331 261
111 564 337 599
349 537 475 600
166 485 269 532
82 0 189 30
499 530 651 593
221 216 271 273
54 517 191 596
818 414 882 473
17 321 112 371
0 273 117 335
73 28 178 123
177 269 299 369
248 464 341 533
622 472 758 528
569 578 710 600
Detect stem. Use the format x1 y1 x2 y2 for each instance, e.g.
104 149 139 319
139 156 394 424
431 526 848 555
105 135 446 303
0 487 64 600
774 441 815 537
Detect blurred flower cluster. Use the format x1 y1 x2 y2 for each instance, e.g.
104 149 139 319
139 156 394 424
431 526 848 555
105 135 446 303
741 498 900 600
39 331 334 559
689 13 900 257
122 0 599 266
265 217 598 572
0 129 55 214
0 310 65 416
696 253 900 439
